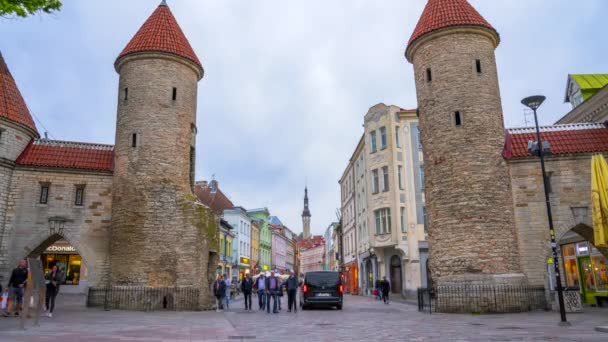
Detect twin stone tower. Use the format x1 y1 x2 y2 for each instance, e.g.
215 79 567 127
105 0 526 311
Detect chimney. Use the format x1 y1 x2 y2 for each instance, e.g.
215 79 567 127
195 180 208 187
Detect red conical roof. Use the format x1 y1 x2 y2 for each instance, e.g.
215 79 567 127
116 2 202 70
0 52 38 134
407 0 497 48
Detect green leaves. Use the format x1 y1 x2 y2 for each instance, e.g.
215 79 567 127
0 0 62 18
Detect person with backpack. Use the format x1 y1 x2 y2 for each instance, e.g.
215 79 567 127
213 275 226 312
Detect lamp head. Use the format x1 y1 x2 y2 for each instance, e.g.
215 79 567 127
521 95 546 111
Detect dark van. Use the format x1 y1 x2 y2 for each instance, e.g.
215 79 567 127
300 271 343 310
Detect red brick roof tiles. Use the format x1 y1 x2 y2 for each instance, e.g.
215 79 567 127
298 235 325 250
0 52 38 134
407 0 497 47
502 123 608 159
16 140 114 171
193 183 234 215
117 3 202 69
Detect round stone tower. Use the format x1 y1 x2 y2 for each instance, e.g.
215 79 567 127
405 0 527 308
109 2 216 310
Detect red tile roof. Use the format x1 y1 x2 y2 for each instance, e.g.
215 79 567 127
298 235 325 250
117 3 202 70
502 123 608 160
193 182 234 215
0 52 38 134
407 0 497 48
16 140 114 171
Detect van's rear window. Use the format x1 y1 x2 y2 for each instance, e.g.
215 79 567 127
306 272 340 286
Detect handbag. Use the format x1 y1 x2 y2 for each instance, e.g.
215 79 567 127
373 289 378 296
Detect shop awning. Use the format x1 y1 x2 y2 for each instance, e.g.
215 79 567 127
592 154 608 247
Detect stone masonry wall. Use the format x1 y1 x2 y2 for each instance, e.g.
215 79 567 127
411 30 523 284
0 168 113 286
509 154 603 287
110 54 216 309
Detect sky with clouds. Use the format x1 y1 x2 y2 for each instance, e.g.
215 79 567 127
1 0 606 236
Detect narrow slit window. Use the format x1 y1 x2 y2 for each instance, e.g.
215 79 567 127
475 59 482 73
172 87 177 101
124 87 128 101
132 133 138 147
454 111 462 126
75 186 85 206
39 184 49 204
426 68 432 82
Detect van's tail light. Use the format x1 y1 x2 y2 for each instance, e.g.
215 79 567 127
303 284 308 294
339 285 344 293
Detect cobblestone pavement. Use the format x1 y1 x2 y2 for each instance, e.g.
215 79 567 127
0 294 606 341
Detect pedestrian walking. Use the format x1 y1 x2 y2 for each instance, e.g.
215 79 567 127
213 275 226 312
375 279 382 301
224 274 231 310
44 264 63 318
241 273 253 310
265 271 279 314
3 259 28 317
285 271 298 313
254 273 266 310
381 276 391 304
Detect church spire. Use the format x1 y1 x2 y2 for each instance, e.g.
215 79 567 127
302 186 311 239
302 186 311 217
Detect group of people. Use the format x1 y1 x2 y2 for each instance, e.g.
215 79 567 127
1 259 64 318
213 270 299 314
374 276 391 304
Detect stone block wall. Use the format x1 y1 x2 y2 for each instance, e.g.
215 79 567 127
410 30 523 283
0 168 113 286
509 154 602 287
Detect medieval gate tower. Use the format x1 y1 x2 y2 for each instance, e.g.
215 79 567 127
405 0 527 310
109 2 217 309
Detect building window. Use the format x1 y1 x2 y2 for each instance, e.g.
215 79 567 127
400 207 406 233
380 127 387 150
172 87 177 101
39 183 50 204
419 166 425 191
382 166 389 192
74 185 85 206
395 126 401 148
475 59 482 73
131 133 138 147
426 68 432 82
454 111 462 126
416 126 422 150
423 207 428 233
372 169 379 194
374 208 391 234
370 131 377 153
398 165 404 190
124 87 128 101
0 128 4 143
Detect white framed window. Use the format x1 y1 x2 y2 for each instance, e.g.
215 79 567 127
395 126 401 148
398 165 404 190
374 208 391 235
370 131 377 153
400 207 406 233
372 169 379 194
380 127 387 149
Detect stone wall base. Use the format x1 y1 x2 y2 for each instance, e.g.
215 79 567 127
431 273 547 313
86 286 214 311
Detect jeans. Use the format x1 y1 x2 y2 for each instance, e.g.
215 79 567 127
45 285 58 313
266 291 277 313
277 294 282 310
224 294 230 308
258 290 266 310
244 291 252 310
287 289 297 311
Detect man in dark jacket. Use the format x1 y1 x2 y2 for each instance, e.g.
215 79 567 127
284 271 298 313
265 271 280 314
213 275 227 312
4 259 28 317
241 273 253 310
381 276 391 304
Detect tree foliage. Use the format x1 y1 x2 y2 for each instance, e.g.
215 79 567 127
0 0 62 18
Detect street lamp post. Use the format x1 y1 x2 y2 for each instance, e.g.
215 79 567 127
521 95 568 325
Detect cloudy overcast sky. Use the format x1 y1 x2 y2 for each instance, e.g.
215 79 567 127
1 0 606 236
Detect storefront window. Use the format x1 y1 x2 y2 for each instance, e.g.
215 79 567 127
592 255 608 291
581 258 595 292
42 254 82 285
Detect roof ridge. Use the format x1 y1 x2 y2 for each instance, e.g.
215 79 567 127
0 51 38 134
507 122 605 134
33 139 115 150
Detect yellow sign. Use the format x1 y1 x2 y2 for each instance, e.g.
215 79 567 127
240 257 250 265
547 257 554 264
263 265 269 271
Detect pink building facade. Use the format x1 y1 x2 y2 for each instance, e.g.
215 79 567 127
300 244 325 275
271 227 287 272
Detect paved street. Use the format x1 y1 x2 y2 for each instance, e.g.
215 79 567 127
0 294 606 341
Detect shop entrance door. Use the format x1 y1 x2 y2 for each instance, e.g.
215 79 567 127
390 255 402 295
578 256 596 304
